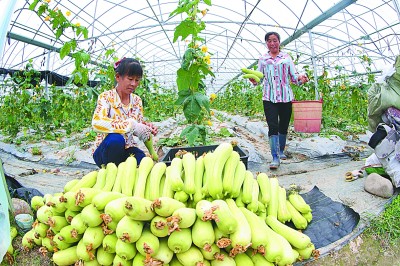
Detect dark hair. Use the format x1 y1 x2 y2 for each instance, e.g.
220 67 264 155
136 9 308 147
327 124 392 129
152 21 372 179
115 58 143 77
264 32 280 42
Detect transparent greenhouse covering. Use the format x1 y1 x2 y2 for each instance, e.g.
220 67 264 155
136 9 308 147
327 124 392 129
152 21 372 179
1 0 400 92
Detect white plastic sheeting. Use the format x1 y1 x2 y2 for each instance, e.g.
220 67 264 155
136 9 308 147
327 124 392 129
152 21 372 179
1 0 400 91
0 0 17 57
0 160 11 263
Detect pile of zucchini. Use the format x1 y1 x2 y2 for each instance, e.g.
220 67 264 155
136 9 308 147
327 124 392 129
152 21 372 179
20 142 317 266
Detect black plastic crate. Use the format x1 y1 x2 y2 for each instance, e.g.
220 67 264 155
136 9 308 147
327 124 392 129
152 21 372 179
161 144 248 169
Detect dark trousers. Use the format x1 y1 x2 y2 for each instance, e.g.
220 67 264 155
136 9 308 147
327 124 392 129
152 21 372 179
263 101 292 137
93 133 146 168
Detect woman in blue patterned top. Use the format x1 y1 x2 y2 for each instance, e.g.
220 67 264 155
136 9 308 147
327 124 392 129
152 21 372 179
249 32 309 169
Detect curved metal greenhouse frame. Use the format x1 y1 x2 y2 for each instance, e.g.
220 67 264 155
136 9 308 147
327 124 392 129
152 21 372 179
1 0 400 93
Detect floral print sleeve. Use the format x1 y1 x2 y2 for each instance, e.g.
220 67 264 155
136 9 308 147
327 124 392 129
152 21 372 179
92 93 130 134
91 88 145 151
92 90 131 133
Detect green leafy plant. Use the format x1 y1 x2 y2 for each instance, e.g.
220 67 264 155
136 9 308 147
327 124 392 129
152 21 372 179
11 60 41 89
78 130 97 149
170 0 214 146
217 127 234 137
366 195 400 244
31 146 42 156
211 79 263 118
29 0 90 86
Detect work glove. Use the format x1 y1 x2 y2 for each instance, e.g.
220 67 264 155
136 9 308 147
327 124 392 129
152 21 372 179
129 119 152 142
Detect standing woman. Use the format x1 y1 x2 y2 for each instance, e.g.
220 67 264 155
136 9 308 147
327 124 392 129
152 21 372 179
249 32 308 169
91 58 158 168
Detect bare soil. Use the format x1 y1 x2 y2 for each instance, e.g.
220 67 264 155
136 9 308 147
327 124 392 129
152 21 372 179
305 235 400 266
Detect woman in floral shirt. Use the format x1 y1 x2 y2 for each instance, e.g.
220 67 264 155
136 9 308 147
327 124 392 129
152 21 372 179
92 58 157 167
249 32 308 169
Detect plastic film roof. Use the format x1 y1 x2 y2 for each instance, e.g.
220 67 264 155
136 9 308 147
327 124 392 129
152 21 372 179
2 0 400 92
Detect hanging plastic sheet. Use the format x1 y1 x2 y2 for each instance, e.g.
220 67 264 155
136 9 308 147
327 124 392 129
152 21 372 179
368 55 400 132
0 158 12 262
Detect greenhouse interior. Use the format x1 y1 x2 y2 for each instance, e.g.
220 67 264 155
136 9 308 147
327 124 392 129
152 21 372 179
1 0 400 266
2 0 400 92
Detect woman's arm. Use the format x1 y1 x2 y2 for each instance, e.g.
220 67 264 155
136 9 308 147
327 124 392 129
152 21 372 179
286 55 308 85
248 58 264 86
131 95 158 135
132 95 158 160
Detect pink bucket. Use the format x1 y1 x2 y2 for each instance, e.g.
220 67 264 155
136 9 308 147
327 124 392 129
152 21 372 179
292 99 323 133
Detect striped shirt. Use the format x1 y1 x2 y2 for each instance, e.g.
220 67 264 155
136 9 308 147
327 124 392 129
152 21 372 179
91 88 144 151
258 51 301 103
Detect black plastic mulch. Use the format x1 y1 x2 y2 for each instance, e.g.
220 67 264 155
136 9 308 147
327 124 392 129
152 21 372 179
299 186 360 249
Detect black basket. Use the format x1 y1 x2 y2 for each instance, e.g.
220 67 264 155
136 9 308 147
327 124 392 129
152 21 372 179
161 144 248 169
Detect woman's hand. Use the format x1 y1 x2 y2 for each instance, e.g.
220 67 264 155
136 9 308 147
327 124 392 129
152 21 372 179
130 122 152 142
298 74 309 84
249 78 258 86
144 121 158 135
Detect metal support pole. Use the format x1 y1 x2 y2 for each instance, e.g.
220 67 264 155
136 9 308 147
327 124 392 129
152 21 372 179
45 50 51 98
308 31 319 100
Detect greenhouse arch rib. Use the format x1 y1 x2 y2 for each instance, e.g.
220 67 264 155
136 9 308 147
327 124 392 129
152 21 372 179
7 32 105 69
145 0 179 60
282 0 356 46
221 0 357 91
218 0 261 68
2 1 400 91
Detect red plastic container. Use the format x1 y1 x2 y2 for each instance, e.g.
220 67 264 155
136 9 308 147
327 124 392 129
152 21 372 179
292 99 323 133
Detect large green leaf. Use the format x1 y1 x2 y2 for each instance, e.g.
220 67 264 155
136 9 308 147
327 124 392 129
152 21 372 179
175 89 191 105
29 0 40 11
182 94 201 123
187 64 202 91
173 19 205 43
76 26 89 39
37 4 46 16
194 92 210 113
60 43 71 60
176 68 191 91
199 64 215 77
176 90 209 123
181 48 195 70
180 124 199 146
180 124 207 146
80 51 91 65
73 53 81 68
173 19 197 42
